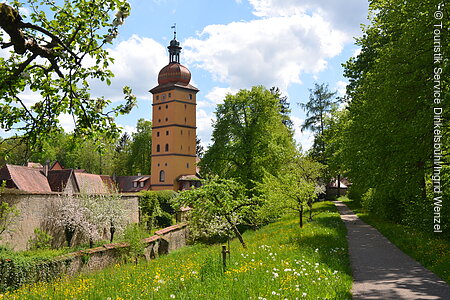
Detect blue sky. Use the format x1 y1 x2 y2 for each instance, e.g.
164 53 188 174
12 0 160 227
1 0 369 150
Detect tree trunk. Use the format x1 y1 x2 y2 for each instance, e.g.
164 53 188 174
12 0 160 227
309 202 313 221
299 205 303 228
232 225 247 249
110 222 116 243
64 227 75 247
337 174 341 197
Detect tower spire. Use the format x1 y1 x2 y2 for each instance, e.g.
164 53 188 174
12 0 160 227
168 24 181 63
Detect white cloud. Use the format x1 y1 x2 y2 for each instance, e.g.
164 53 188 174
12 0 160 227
184 12 348 91
58 113 76 133
291 116 314 151
202 86 237 107
249 0 368 36
196 109 216 147
120 124 137 136
335 81 347 98
89 35 167 102
352 47 362 58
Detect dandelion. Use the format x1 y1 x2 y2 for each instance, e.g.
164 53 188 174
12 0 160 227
272 291 277 295
284 268 292 272
180 277 185 281
272 272 279 278
170 295 175 298
302 292 307 297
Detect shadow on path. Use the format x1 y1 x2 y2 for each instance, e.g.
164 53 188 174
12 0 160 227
334 200 450 300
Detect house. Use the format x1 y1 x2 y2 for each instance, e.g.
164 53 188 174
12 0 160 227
0 163 111 194
326 177 351 199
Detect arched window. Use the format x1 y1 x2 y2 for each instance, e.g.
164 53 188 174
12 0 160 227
159 170 165 182
165 144 169 152
156 144 160 152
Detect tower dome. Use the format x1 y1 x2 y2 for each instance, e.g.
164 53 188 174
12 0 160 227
157 62 191 85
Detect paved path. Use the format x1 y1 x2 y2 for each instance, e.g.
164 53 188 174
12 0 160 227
334 200 450 300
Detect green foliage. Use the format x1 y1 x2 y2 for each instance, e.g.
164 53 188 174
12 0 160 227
0 0 136 149
174 176 258 248
139 191 161 231
4 202 353 299
300 83 338 163
0 247 69 293
27 228 53 250
122 223 147 264
127 119 152 175
336 0 450 230
139 190 177 230
200 86 297 193
258 155 325 227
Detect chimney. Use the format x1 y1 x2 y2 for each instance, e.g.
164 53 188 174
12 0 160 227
44 159 50 177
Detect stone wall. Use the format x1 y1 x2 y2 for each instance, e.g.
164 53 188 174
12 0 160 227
0 191 139 251
0 223 189 292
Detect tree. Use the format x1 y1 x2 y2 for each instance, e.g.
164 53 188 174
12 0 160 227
196 136 204 159
128 119 152 175
200 86 296 192
113 132 132 175
339 0 449 231
0 0 136 149
300 83 338 163
174 177 259 248
258 156 324 227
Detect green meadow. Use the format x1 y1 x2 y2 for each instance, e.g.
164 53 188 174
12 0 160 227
1 202 352 300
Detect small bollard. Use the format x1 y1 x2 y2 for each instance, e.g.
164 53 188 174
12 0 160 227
222 245 230 272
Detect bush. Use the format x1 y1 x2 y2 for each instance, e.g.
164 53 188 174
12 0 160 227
361 188 375 212
122 223 148 264
28 228 53 250
155 190 177 215
156 211 173 228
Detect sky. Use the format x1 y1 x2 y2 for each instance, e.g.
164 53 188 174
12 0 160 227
1 0 369 151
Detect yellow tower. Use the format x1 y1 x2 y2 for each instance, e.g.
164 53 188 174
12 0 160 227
150 32 199 191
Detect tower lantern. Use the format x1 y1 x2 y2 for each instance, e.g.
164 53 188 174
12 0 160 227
149 29 199 191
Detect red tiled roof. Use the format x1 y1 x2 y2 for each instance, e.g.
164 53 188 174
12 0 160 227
74 173 109 194
2 164 52 193
47 169 74 192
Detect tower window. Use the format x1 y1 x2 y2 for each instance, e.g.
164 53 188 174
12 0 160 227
162 94 166 100
159 170 165 182
158 119 161 123
181 130 183 135
165 144 169 152
165 117 168 122
185 104 187 110
189 94 193 100
157 163 160 167
156 95 159 100
184 117 187 123
166 130 169 136
168 93 171 98
166 104 168 109
158 106 161 110
157 132 160 137
156 144 160 152
186 163 189 169
165 163 168 166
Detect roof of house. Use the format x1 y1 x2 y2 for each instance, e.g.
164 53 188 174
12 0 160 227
74 172 109 194
115 175 151 193
2 164 52 193
47 169 74 192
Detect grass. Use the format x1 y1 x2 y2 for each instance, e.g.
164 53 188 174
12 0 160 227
1 201 352 300
340 196 450 284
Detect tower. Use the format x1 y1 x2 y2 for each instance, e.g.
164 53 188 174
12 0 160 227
149 31 199 191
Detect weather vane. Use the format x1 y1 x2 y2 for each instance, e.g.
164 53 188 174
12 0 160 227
171 23 176 40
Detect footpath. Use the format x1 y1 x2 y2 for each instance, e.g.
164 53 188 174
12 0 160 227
334 200 450 300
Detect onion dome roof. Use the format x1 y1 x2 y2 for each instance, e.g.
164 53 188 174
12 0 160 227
157 62 191 85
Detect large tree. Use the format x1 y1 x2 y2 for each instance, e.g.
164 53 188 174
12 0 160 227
200 86 296 192
0 0 135 149
127 119 152 175
300 83 337 163
340 0 449 230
